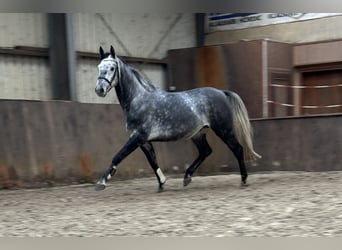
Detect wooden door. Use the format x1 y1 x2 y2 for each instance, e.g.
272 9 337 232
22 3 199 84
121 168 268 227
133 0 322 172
301 69 342 115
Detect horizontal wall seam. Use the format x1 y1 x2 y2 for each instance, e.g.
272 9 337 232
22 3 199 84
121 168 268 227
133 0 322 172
0 46 168 65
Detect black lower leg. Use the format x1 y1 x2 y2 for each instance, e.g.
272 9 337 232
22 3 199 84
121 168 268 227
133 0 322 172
231 145 248 185
95 133 144 190
226 137 248 185
140 142 166 192
184 133 212 186
213 129 248 186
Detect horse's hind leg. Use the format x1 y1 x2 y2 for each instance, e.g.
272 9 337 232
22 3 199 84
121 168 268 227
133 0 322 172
229 140 249 186
214 130 248 186
223 135 248 186
184 133 212 186
140 142 166 192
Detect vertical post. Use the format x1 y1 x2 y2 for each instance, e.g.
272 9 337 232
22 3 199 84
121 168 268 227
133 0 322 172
293 69 301 116
261 39 269 118
65 13 77 101
195 13 205 47
48 13 76 101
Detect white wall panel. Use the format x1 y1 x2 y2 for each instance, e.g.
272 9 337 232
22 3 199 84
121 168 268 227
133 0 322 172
0 13 50 100
73 13 196 58
0 13 48 47
0 55 51 100
0 13 195 103
73 13 195 103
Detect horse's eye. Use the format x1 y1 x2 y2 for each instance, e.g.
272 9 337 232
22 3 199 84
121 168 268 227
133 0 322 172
110 67 115 71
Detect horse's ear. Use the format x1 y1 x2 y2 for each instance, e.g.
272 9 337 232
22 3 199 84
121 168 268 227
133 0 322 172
110 45 116 58
99 46 105 59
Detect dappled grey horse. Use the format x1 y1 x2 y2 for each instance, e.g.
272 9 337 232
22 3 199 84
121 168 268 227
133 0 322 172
95 45 261 191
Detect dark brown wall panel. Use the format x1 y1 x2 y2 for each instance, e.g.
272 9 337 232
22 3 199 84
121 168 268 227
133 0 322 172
167 48 198 91
222 41 263 118
196 46 227 89
267 41 293 69
301 69 342 115
267 41 294 117
167 41 264 118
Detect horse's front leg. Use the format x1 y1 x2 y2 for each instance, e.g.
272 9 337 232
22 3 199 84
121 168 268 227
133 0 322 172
95 133 144 191
140 142 167 192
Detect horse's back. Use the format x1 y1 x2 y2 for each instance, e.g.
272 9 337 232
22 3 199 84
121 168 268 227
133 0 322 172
185 86 232 112
184 87 235 130
132 87 234 141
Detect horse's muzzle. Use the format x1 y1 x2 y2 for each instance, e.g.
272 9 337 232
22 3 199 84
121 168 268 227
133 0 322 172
95 87 107 97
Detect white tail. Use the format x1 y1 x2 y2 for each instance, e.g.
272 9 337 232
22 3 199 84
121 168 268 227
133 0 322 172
224 91 261 162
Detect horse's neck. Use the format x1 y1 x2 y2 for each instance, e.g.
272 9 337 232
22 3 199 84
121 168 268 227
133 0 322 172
115 61 150 112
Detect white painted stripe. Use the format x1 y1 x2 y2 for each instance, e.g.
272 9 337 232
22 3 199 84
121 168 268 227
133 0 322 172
270 83 342 89
267 100 342 109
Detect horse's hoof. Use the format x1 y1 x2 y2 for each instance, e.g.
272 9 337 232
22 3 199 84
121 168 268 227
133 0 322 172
95 180 106 191
183 177 192 187
158 186 165 193
240 182 249 188
95 183 106 191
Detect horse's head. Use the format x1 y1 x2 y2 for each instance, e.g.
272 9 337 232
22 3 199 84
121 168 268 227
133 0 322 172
95 45 120 97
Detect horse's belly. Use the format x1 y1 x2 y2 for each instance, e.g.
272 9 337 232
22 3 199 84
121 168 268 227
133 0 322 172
147 117 207 141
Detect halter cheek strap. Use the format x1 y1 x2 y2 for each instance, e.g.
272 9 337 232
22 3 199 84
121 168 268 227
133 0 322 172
97 76 113 84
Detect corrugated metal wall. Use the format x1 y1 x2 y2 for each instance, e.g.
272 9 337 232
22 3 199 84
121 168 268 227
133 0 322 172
0 55 51 100
0 13 48 47
73 13 196 103
73 13 195 57
0 13 51 100
0 13 196 103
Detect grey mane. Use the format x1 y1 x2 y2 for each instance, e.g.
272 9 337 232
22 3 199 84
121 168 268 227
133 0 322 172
130 67 157 92
120 57 157 92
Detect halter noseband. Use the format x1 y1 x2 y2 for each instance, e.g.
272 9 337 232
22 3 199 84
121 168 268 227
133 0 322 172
97 76 113 84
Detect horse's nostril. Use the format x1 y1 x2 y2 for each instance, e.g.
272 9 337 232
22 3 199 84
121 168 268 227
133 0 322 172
95 87 105 96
